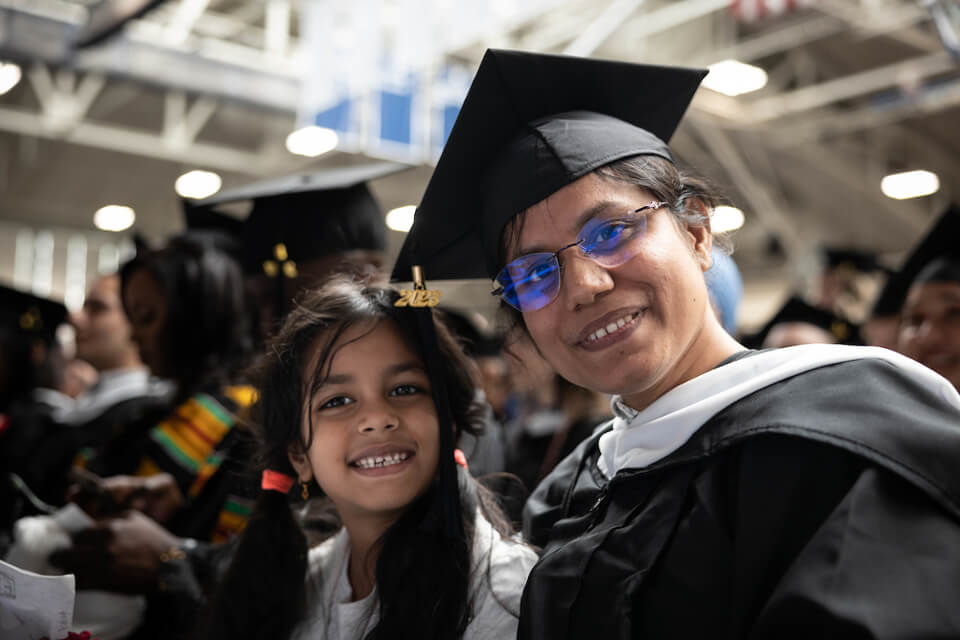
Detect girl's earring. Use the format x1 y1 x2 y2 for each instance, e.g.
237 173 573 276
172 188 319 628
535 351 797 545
301 481 310 500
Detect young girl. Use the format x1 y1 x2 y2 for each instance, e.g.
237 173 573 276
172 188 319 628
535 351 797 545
205 277 537 640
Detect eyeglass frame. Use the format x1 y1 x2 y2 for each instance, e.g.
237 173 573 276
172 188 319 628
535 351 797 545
492 200 667 312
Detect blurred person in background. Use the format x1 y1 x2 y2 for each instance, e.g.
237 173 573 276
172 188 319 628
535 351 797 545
704 247 742 336
896 205 960 391
184 162 405 342
815 248 888 321
44 233 257 640
0 285 69 544
742 295 863 349
68 273 174 427
17 273 174 505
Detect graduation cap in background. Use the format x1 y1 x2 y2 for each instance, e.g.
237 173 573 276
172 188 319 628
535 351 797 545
742 296 863 349
181 204 245 259
435 307 502 358
0 284 67 344
822 248 888 275
871 204 960 317
188 162 406 277
391 49 707 284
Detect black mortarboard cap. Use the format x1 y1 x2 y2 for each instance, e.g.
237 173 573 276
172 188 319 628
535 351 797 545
392 49 707 282
871 204 960 317
181 204 245 259
744 296 862 348
822 248 887 274
189 162 407 275
0 284 67 343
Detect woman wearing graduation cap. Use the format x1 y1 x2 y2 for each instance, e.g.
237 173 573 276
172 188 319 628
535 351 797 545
394 50 960 639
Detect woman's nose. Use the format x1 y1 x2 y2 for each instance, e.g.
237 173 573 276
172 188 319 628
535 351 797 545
562 252 615 311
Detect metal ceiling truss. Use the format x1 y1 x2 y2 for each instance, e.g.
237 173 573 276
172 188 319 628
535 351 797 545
0 0 956 204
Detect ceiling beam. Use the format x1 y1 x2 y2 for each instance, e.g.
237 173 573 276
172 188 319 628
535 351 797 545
747 51 956 121
770 79 960 146
563 0 648 57
0 106 275 174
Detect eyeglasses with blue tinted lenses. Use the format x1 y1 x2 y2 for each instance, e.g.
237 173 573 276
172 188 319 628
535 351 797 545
493 201 666 312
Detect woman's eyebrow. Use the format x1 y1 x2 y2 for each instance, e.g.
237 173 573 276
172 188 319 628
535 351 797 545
516 201 621 256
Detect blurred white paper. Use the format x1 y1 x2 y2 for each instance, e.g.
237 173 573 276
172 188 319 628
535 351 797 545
0 558 75 640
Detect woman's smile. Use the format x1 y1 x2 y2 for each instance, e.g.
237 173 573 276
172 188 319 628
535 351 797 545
576 308 645 351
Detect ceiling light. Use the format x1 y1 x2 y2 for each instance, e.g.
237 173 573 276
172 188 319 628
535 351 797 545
386 205 416 232
285 126 339 157
175 169 222 199
93 205 136 232
0 61 22 96
702 60 768 97
880 170 940 200
711 206 745 233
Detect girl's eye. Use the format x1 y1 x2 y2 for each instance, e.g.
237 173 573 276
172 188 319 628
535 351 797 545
318 395 353 410
390 384 423 397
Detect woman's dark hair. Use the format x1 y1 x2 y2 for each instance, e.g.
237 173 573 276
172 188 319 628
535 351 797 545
120 233 254 399
203 276 513 640
497 154 730 334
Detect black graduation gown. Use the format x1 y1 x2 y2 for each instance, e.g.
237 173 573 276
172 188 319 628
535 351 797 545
520 355 960 639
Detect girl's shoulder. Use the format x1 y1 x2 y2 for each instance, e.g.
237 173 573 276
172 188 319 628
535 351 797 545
306 528 350 584
470 513 539 620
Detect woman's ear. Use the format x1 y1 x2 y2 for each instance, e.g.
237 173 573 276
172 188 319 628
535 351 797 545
288 446 313 484
684 199 713 272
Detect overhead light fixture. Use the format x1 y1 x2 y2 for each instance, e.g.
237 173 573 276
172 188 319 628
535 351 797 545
285 126 339 157
881 170 940 200
702 60 768 97
175 169 222 199
386 205 417 232
93 205 136 232
711 206 745 233
0 61 22 96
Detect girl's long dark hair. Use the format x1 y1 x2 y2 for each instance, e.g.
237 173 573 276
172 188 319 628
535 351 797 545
203 277 512 640
120 233 254 401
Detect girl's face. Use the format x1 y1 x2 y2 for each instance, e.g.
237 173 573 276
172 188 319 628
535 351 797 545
898 280 960 390
291 320 440 526
123 267 172 378
510 172 727 410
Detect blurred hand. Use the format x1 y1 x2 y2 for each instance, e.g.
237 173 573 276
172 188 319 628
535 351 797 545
67 471 183 524
99 473 183 524
48 510 180 594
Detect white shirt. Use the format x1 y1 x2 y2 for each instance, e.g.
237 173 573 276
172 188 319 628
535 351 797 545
293 511 538 640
